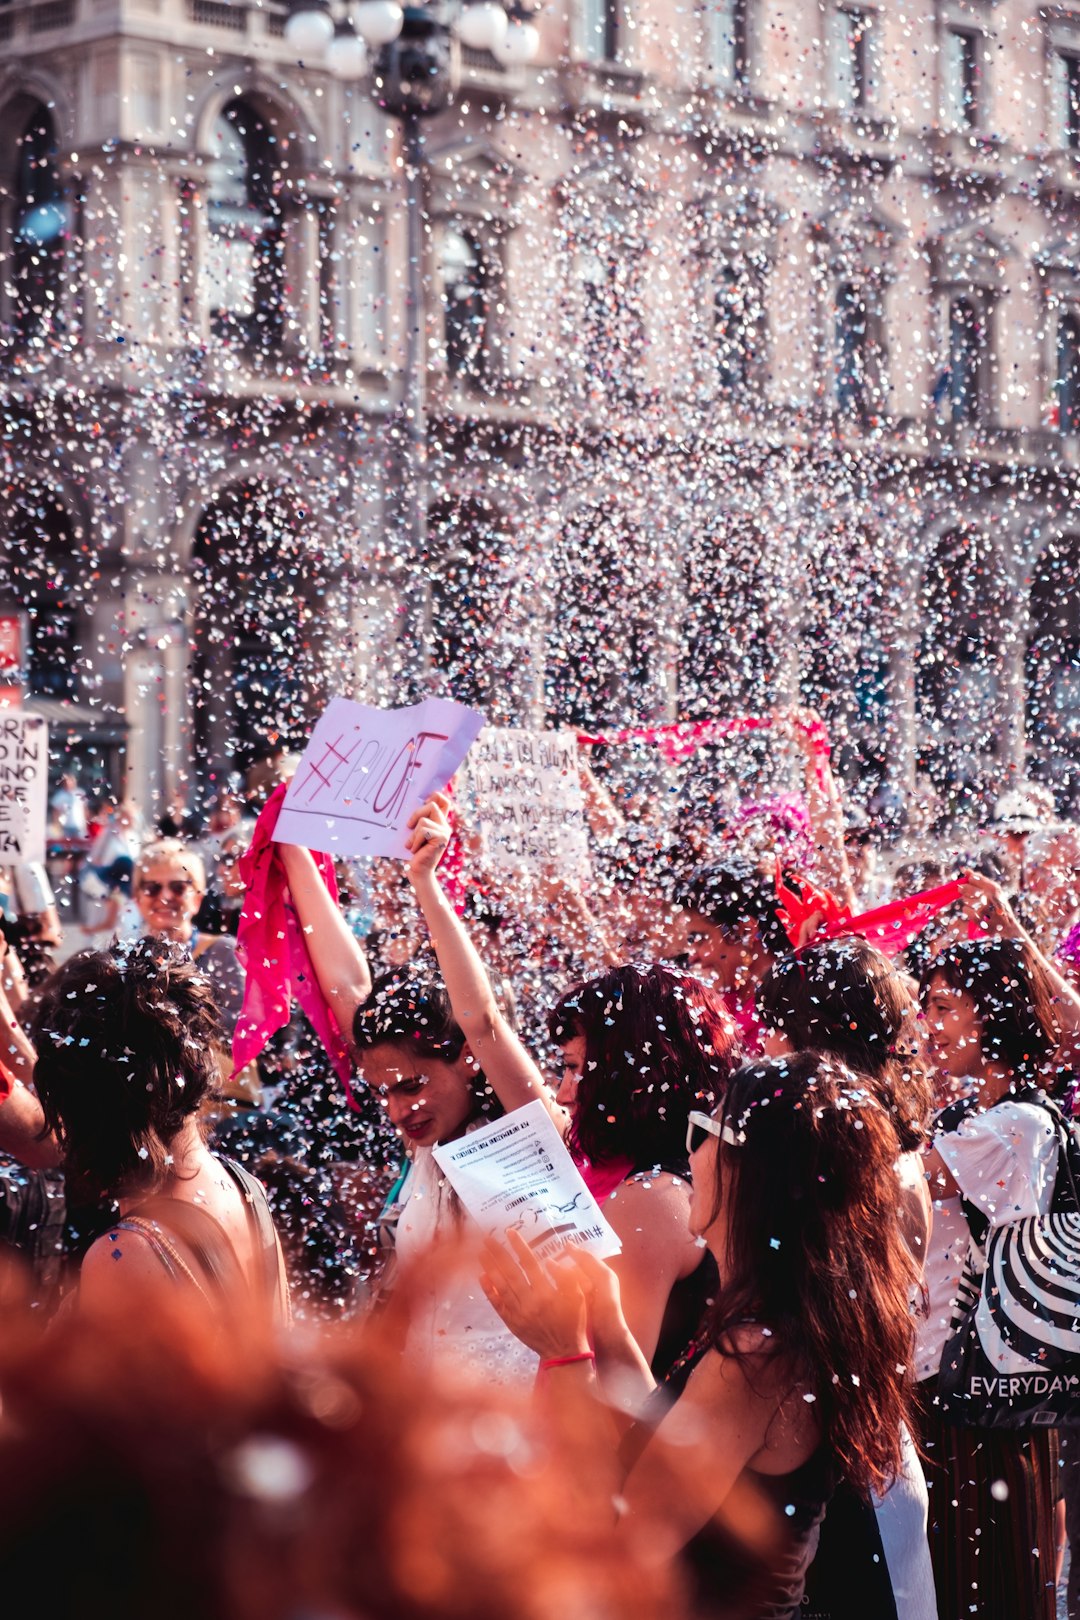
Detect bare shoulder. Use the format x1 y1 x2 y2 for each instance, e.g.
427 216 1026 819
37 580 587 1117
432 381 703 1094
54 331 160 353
609 1171 691 1221
80 1223 174 1311
606 1173 697 1267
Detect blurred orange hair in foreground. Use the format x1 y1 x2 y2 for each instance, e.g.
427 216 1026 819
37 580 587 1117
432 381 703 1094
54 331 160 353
0 1269 683 1620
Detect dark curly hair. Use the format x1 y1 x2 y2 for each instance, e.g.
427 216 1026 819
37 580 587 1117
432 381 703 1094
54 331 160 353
919 937 1063 1091
548 964 740 1171
351 963 502 1121
759 939 933 1151
705 1055 918 1496
30 940 224 1202
676 859 792 957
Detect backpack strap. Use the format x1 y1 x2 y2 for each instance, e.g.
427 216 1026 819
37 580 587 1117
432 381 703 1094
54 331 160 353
932 1094 988 1246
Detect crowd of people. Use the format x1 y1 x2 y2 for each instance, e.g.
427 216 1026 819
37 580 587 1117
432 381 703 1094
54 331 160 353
0 707 1079 1620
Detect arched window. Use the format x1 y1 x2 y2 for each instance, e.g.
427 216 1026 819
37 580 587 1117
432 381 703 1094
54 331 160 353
442 227 491 384
192 484 324 781
680 518 780 718
948 296 982 423
835 281 867 417
1026 534 1080 813
1057 313 1080 435
714 263 755 392
206 100 283 351
917 528 1004 795
428 500 510 710
546 508 655 729
7 490 78 698
579 235 643 404
583 0 621 62
12 106 66 344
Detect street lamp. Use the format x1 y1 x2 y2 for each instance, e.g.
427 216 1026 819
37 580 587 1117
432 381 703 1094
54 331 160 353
282 0 539 691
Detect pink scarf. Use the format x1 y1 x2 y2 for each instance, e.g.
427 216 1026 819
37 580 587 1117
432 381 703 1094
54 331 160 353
232 783 353 1101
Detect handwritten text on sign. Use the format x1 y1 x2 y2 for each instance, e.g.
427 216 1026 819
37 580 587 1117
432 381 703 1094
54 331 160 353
0 713 48 864
469 728 590 878
275 696 485 859
433 1100 621 1262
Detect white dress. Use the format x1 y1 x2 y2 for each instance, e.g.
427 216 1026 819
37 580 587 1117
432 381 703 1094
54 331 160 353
393 1142 539 1387
870 1151 938 1620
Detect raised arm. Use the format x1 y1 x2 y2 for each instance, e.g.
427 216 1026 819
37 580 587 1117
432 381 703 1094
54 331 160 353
960 870 1080 1058
0 957 58 1168
777 707 856 910
277 844 372 1048
406 794 566 1125
579 757 624 840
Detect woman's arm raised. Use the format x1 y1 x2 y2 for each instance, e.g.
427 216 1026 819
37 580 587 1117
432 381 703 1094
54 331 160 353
406 794 566 1125
278 844 372 1048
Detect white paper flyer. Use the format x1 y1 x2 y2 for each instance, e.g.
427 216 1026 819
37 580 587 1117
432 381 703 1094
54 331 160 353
432 1099 622 1262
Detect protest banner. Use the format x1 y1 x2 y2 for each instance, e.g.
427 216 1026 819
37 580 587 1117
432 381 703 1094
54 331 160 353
432 1099 622 1262
275 695 485 859
0 712 48 863
467 727 591 881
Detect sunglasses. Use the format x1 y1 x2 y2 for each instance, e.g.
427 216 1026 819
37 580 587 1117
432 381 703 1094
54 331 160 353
139 879 196 899
686 1110 741 1156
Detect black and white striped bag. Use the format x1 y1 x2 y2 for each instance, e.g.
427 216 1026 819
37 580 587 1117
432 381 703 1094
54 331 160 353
938 1091 1080 1429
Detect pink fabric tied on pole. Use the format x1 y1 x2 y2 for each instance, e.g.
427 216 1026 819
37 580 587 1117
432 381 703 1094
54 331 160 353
232 783 354 1104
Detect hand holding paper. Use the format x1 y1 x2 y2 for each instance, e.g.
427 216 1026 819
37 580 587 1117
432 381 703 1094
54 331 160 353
480 1229 592 1361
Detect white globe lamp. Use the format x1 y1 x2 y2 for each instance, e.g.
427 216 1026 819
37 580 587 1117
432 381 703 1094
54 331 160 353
327 20 368 75
353 0 404 45
458 2 508 54
284 2 335 52
493 17 539 64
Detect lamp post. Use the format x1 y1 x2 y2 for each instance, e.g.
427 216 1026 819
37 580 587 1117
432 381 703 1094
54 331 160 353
282 0 539 691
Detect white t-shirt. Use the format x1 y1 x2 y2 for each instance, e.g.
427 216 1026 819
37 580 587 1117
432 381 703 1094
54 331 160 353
916 1098 1059 1382
394 1141 539 1388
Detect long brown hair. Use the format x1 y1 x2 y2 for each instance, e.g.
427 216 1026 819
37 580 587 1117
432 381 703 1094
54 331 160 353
548 964 739 1171
705 1054 917 1495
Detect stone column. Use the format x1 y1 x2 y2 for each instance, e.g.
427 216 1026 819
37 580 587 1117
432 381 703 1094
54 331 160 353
997 591 1031 777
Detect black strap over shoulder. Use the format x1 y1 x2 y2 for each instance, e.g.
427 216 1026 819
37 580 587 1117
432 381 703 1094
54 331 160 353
932 1094 987 1245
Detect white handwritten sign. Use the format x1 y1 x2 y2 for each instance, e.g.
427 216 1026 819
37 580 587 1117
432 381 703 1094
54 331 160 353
432 1100 621 1262
275 696 485 859
468 728 590 880
0 713 48 864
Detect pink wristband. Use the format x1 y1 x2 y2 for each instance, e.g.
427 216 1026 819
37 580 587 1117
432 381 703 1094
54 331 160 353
538 1351 596 1374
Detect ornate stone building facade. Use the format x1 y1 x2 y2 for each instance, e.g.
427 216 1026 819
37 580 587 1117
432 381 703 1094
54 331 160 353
2 0 1080 819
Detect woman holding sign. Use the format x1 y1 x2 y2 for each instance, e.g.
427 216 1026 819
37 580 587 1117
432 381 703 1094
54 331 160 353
384 792 739 1377
285 789 739 1382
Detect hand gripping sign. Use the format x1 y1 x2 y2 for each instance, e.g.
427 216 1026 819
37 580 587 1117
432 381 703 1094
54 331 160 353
274 696 486 860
